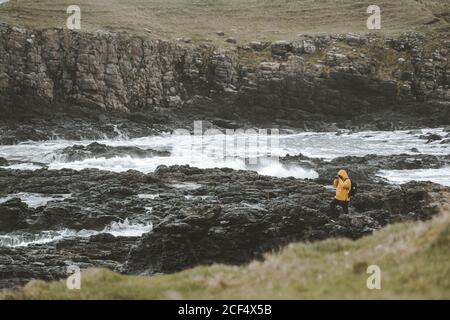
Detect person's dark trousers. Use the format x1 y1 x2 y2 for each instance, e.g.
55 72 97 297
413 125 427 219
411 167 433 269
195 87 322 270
329 198 349 217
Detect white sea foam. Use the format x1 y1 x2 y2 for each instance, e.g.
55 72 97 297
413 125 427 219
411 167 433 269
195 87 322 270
256 159 318 179
377 167 450 187
0 128 448 181
137 194 160 200
169 182 202 190
0 219 153 248
278 128 449 160
0 193 70 208
0 163 44 170
184 195 213 200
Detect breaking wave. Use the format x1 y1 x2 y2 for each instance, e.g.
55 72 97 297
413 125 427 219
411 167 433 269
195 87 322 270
0 219 153 248
0 128 448 181
377 167 450 187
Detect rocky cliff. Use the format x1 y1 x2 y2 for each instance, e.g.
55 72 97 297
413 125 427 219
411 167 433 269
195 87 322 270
0 23 449 129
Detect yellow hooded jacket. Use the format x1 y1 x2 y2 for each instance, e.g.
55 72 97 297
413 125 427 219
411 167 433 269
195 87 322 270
333 169 352 202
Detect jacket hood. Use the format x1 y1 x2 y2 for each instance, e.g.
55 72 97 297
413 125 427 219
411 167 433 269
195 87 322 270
338 169 349 179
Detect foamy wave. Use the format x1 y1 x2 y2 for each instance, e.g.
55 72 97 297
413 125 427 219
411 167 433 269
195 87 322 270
256 159 318 179
0 163 44 170
279 128 450 160
0 219 153 248
47 154 318 179
0 193 70 208
1 128 448 180
377 167 450 187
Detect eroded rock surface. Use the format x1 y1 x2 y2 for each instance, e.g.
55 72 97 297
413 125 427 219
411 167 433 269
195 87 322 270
59 142 170 162
0 24 449 144
0 163 448 287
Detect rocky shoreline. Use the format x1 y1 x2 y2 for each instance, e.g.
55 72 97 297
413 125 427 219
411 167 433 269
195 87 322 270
0 152 449 288
0 22 449 290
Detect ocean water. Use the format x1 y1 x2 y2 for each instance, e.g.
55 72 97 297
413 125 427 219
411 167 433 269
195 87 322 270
377 167 450 187
0 193 71 208
0 219 153 247
0 128 448 247
0 128 448 182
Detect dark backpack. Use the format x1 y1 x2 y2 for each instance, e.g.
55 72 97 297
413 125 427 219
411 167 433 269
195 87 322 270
349 180 358 197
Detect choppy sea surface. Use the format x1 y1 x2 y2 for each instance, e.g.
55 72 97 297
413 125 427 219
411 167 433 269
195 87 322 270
0 128 449 184
0 128 449 247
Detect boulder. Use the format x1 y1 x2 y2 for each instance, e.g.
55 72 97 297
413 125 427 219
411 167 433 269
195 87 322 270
59 142 170 161
271 40 292 56
0 198 30 232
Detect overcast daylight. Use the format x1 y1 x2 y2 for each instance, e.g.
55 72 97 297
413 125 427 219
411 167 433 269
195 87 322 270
0 0 449 310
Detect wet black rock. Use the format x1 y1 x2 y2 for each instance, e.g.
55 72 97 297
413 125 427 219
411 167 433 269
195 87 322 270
60 142 170 161
125 178 448 275
0 157 8 166
0 235 138 288
0 126 48 145
0 162 448 288
419 133 443 143
0 102 180 145
1 24 449 136
0 198 31 232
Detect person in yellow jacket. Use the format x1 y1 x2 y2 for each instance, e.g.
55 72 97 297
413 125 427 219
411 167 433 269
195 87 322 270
330 169 352 217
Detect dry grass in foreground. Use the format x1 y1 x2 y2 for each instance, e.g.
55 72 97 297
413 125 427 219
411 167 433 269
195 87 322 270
2 202 449 300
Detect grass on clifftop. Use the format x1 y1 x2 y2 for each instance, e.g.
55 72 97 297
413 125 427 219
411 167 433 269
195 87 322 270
2 203 450 300
0 0 449 45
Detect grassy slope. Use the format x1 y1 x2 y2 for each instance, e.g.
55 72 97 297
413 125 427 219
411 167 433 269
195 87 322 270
0 0 448 44
2 202 449 300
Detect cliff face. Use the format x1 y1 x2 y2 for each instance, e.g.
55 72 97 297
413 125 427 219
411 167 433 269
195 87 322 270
0 23 449 128
0 23 229 113
235 37 449 127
